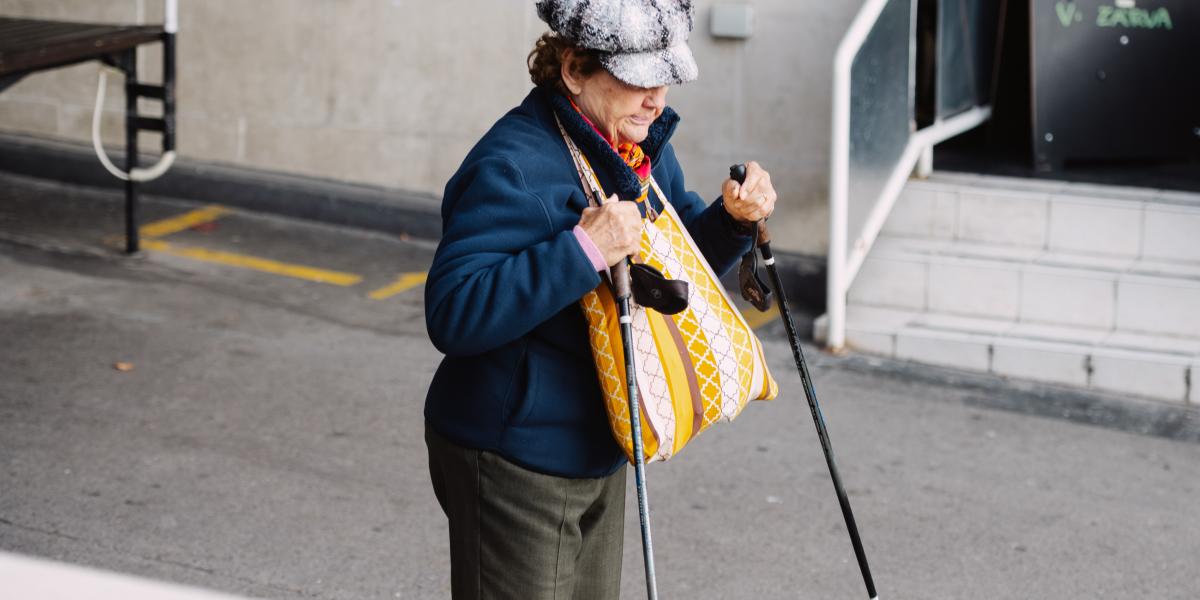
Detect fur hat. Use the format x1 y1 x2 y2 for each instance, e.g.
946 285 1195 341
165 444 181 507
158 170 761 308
535 0 698 88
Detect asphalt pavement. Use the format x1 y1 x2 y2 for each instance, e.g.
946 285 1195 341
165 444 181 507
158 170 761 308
2 171 1198 599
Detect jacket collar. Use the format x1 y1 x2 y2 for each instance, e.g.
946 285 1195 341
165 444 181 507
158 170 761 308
538 86 680 201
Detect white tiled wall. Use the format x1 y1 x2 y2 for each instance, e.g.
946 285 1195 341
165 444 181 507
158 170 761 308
1142 205 1200 263
1047 195 1142 257
883 184 957 239
848 256 927 310
1090 351 1191 403
927 261 1021 319
956 190 1048 247
1115 276 1200 338
1018 268 1116 329
991 340 1089 387
895 330 992 372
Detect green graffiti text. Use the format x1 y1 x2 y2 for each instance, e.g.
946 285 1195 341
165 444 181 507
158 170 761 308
1056 2 1082 27
1097 6 1174 30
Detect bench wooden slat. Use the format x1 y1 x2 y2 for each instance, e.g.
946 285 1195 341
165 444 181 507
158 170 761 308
0 18 163 76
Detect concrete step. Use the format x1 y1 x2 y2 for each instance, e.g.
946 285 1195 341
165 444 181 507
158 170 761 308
819 305 1200 404
886 173 1200 262
850 236 1200 338
829 172 1200 404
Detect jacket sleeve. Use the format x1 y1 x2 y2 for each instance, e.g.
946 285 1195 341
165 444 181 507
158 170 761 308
657 143 754 277
425 156 601 357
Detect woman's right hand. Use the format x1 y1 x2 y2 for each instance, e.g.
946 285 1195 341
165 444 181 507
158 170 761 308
578 194 643 267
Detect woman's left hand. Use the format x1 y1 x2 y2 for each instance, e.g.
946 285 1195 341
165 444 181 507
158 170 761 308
721 161 777 224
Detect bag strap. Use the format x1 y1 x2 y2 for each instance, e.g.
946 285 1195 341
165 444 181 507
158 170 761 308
555 114 606 208
555 114 664 220
648 178 669 210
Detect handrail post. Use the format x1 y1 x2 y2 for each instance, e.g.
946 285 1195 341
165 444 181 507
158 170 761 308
828 0 993 352
828 59 848 350
827 0 890 351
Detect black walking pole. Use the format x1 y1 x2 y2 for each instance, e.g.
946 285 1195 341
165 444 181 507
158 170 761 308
611 228 660 600
561 123 659 599
731 164 879 600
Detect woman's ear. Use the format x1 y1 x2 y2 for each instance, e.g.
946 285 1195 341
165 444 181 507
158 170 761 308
559 48 584 95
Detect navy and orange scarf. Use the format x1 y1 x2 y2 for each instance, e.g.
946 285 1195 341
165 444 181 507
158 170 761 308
568 97 653 203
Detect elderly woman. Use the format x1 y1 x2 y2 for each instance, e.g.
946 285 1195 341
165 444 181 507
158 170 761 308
423 1 777 597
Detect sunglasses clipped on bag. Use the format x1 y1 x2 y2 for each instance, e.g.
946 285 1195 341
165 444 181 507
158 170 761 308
630 262 689 315
621 221 769 316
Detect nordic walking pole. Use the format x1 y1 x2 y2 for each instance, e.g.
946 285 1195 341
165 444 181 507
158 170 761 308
561 121 658 599
731 164 878 600
611 231 660 599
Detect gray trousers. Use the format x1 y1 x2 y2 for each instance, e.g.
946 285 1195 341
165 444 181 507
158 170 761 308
425 425 627 600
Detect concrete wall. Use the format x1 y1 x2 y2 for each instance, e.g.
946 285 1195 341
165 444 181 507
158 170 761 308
0 0 863 255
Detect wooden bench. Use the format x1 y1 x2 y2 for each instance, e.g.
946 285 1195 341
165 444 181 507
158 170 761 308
0 14 177 254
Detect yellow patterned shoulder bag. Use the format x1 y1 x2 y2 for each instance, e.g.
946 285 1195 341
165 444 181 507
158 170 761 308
558 119 779 464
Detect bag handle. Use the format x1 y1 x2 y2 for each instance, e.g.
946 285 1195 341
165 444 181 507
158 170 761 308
555 115 606 208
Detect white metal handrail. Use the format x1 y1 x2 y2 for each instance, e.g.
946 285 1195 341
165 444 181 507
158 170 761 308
826 0 991 351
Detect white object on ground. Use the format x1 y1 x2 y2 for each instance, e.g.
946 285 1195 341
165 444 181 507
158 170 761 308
0 551 248 600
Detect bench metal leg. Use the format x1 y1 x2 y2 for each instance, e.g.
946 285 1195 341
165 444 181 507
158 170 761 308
122 49 140 254
104 33 175 256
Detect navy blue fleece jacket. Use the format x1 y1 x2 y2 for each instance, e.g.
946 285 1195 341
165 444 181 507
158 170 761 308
424 86 753 478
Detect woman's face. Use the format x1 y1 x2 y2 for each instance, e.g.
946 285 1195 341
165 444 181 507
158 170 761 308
563 54 669 145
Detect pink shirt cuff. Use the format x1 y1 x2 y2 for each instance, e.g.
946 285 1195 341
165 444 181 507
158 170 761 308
573 225 608 272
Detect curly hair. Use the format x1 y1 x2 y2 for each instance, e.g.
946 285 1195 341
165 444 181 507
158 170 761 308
527 33 604 93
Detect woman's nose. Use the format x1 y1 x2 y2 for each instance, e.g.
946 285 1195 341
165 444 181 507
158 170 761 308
644 86 668 108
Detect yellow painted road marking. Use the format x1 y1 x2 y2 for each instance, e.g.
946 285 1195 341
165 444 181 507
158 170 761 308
139 205 229 239
743 303 780 330
369 272 428 300
141 239 362 286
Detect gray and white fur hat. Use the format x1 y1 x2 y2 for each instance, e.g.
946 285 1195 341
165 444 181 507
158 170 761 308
535 0 698 88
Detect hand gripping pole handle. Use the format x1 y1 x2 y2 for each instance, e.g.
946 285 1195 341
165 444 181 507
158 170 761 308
728 164 772 247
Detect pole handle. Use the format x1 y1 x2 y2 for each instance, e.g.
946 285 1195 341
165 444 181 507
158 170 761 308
612 259 632 300
585 185 634 301
728 164 772 247
756 220 771 247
